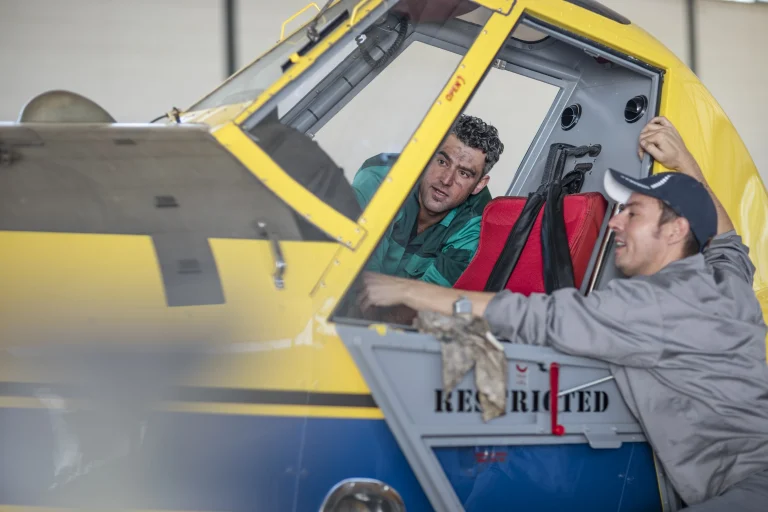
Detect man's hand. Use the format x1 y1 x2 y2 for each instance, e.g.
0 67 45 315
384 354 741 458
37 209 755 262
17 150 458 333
358 272 417 312
638 117 701 175
358 272 498 320
638 116 733 235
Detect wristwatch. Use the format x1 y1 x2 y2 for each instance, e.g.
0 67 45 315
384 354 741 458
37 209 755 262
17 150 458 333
453 295 472 316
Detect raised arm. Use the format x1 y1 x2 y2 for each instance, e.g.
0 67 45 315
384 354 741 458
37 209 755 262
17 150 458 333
638 116 734 235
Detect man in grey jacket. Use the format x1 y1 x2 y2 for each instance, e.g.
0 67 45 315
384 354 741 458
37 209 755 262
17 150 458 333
359 117 768 510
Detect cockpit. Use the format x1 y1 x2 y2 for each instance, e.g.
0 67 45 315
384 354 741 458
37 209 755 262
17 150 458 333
182 0 661 326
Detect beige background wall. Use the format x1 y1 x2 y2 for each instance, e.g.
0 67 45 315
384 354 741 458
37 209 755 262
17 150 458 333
0 0 765 183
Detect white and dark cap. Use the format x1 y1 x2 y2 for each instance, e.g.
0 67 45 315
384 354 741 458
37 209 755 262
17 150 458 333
603 169 718 252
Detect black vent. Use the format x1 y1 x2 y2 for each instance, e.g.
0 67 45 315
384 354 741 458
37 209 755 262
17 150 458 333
561 104 582 131
624 95 648 123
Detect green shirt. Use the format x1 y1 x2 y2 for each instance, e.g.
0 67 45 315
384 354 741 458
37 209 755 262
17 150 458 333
351 153 491 287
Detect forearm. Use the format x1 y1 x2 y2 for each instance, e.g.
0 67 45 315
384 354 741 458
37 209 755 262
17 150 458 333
403 281 496 318
484 286 664 367
679 156 734 235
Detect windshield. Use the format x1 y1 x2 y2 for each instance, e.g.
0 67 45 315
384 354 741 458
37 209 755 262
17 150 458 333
188 0 353 113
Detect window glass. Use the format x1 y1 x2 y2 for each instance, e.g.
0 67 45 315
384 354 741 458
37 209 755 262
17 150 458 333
188 0 351 112
327 30 561 325
247 1 493 226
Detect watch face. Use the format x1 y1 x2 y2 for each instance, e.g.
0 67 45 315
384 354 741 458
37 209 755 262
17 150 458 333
454 297 472 315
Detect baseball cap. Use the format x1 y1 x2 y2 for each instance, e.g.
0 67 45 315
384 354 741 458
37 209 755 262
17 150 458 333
603 169 717 252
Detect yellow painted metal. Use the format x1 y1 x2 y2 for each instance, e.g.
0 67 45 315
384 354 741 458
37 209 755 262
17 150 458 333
211 122 367 248
160 402 384 419
280 2 320 41
0 231 344 395
233 0 386 126
0 397 383 420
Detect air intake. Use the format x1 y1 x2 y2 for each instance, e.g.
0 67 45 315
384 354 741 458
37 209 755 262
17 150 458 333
624 95 648 123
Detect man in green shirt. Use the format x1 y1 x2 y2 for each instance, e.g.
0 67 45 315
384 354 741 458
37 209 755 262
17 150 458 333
352 114 504 287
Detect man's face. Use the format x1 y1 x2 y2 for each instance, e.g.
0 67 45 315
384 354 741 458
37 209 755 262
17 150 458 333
607 192 687 277
418 134 489 215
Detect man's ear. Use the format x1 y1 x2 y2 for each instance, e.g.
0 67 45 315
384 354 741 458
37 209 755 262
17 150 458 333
668 217 691 246
471 174 490 195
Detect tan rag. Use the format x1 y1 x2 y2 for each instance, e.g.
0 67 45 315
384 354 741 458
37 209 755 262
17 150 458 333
414 311 507 421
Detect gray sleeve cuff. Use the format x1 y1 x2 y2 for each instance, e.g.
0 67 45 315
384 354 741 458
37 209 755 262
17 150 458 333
483 290 516 340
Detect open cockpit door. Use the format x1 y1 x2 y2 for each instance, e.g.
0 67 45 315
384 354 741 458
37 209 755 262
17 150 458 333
319 1 678 510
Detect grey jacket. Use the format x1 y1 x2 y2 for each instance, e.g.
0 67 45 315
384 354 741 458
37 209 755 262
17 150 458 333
484 231 768 506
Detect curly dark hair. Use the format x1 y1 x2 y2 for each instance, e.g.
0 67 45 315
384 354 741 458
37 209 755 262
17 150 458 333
450 114 505 175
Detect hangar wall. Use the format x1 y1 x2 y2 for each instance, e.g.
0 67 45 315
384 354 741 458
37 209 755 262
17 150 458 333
0 0 765 183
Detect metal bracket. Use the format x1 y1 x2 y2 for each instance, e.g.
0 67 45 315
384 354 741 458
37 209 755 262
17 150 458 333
280 2 320 41
584 430 623 450
558 375 615 397
259 222 286 289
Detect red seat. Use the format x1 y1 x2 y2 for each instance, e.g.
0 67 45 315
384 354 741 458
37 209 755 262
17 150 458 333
454 193 608 295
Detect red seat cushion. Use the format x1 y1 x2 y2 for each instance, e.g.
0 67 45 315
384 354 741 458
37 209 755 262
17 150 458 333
454 193 608 295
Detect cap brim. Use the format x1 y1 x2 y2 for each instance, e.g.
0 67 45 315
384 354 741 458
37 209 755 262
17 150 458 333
603 169 633 204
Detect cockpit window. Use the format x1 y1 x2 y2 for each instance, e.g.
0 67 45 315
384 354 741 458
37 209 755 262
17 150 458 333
246 1 497 225
188 0 353 112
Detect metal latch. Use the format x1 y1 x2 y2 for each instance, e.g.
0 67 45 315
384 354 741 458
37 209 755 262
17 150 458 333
258 222 286 289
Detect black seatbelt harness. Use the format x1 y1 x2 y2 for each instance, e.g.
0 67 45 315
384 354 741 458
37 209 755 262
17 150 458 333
484 143 600 293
